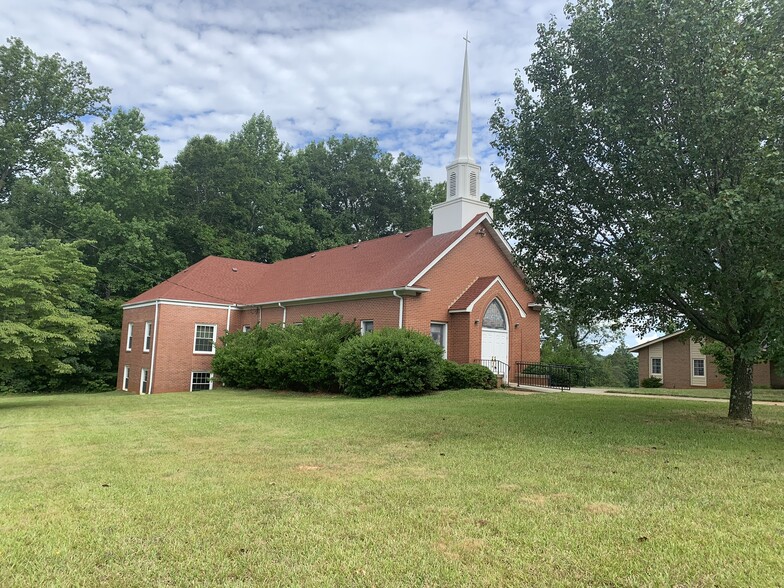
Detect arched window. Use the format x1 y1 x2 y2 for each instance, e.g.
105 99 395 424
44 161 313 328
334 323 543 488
482 299 507 330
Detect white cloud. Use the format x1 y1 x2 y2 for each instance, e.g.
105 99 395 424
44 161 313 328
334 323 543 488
1 0 567 195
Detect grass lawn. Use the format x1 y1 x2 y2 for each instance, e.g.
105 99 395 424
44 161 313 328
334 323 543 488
1 389 783 587
605 387 784 402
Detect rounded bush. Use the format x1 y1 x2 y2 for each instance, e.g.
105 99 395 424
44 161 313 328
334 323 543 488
334 328 445 397
438 360 496 390
640 376 663 388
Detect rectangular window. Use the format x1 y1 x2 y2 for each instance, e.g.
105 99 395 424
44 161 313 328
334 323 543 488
126 323 134 351
191 372 213 391
242 325 251 333
430 322 447 357
360 320 374 335
194 324 217 354
140 368 148 394
143 321 152 352
122 365 130 391
693 358 705 377
651 357 662 375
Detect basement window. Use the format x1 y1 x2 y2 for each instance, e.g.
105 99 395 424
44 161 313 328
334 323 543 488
360 320 374 335
191 372 213 391
122 366 130 391
140 368 149 395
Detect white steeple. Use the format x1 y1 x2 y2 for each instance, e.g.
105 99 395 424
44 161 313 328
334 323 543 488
432 34 492 236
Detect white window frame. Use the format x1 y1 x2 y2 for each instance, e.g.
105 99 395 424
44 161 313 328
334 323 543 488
193 324 218 355
143 321 152 352
242 325 251 333
430 322 448 358
122 365 130 391
126 323 134 351
693 358 705 377
191 372 213 391
650 357 662 376
140 368 148 394
360 320 374 335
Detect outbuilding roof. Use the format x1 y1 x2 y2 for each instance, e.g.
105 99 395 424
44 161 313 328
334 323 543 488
628 331 685 352
125 214 490 307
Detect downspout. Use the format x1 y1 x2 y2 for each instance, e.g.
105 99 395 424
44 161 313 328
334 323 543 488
147 300 160 394
278 302 286 326
226 305 232 333
392 290 403 329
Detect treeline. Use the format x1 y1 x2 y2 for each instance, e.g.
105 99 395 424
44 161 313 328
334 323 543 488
0 38 442 392
539 306 639 388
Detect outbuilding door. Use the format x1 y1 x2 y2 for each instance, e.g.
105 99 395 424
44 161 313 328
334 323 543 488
481 299 509 380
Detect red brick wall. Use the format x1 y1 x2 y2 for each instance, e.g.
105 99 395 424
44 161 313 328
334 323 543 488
117 303 232 394
116 305 156 393
278 298 400 329
404 229 540 367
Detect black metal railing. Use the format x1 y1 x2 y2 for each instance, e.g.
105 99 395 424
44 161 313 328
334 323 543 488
515 362 587 391
473 358 510 384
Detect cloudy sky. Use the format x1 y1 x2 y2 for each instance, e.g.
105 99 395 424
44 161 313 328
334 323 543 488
2 0 657 350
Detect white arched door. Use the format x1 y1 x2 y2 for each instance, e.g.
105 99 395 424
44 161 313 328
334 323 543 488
481 299 509 379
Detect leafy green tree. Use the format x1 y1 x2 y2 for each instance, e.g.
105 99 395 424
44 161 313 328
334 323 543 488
170 114 312 263
491 0 784 420
291 135 437 249
0 37 109 199
75 108 185 299
0 237 106 392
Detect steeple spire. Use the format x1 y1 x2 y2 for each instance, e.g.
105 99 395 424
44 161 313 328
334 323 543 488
455 33 474 162
431 34 493 236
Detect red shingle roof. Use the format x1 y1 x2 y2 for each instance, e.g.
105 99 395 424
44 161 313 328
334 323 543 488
449 276 497 311
125 216 487 306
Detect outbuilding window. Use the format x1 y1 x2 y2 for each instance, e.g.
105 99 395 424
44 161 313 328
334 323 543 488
693 359 705 377
651 357 662 375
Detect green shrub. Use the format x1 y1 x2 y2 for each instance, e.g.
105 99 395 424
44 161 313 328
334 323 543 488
335 328 445 397
640 376 663 388
258 316 358 392
212 326 270 388
213 315 358 391
438 361 496 390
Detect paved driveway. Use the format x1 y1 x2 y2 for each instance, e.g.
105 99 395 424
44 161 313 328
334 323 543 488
505 385 784 407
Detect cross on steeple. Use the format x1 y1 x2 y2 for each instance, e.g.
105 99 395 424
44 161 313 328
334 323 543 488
463 31 470 47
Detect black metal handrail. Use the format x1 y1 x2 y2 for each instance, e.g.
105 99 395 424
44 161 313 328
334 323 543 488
473 358 510 384
515 362 587 391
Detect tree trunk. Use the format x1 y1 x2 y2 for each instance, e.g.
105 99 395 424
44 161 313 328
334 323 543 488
728 355 754 421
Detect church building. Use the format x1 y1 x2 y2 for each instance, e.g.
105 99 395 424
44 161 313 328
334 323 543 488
117 46 541 394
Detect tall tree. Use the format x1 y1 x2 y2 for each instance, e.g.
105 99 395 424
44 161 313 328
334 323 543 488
0 237 106 392
75 108 185 299
170 114 311 263
0 37 110 200
291 135 438 249
490 0 784 420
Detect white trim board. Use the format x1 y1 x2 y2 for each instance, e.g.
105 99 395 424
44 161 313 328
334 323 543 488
448 276 526 318
406 214 490 287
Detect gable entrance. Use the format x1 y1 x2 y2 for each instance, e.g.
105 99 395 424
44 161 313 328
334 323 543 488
481 298 509 380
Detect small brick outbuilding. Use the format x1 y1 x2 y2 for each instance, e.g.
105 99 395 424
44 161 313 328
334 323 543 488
630 331 784 389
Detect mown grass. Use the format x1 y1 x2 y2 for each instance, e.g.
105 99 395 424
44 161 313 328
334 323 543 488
1 389 783 587
605 387 784 402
